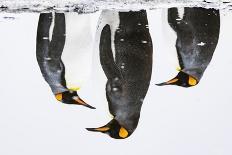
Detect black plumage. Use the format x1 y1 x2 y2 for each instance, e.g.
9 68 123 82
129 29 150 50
87 10 153 139
157 8 220 87
36 13 95 109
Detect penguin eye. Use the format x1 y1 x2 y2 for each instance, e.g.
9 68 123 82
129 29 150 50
106 79 122 94
111 79 122 92
188 76 197 86
111 86 121 92
110 86 123 99
110 80 122 95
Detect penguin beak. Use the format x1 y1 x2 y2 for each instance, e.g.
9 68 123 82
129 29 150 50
72 96 96 109
86 126 110 133
156 78 179 86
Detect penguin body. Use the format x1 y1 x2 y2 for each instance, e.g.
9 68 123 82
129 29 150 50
87 10 153 139
62 13 94 90
36 13 67 94
157 8 220 87
36 13 95 109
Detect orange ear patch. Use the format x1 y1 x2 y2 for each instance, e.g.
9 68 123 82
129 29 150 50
119 127 129 138
188 76 197 86
55 93 63 101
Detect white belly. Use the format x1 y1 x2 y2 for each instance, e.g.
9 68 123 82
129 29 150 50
61 13 95 90
96 10 120 61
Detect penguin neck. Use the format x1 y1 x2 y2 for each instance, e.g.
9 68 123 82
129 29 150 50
114 106 141 133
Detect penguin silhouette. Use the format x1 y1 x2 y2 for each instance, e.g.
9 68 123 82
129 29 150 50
86 10 153 139
157 8 220 87
36 13 95 109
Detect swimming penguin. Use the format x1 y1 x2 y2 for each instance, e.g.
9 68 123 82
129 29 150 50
36 13 95 109
157 7 220 87
86 10 153 139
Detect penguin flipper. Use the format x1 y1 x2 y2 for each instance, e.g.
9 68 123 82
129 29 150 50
36 13 95 109
99 24 122 80
168 8 180 31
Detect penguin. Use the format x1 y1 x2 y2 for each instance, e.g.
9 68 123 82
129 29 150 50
36 13 95 109
157 7 220 87
86 10 153 139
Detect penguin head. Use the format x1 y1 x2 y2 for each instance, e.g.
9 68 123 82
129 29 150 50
86 78 140 139
86 119 130 139
55 90 95 109
156 71 198 88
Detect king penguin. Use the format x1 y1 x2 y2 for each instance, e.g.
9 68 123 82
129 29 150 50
157 8 220 87
86 10 153 139
36 13 95 109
